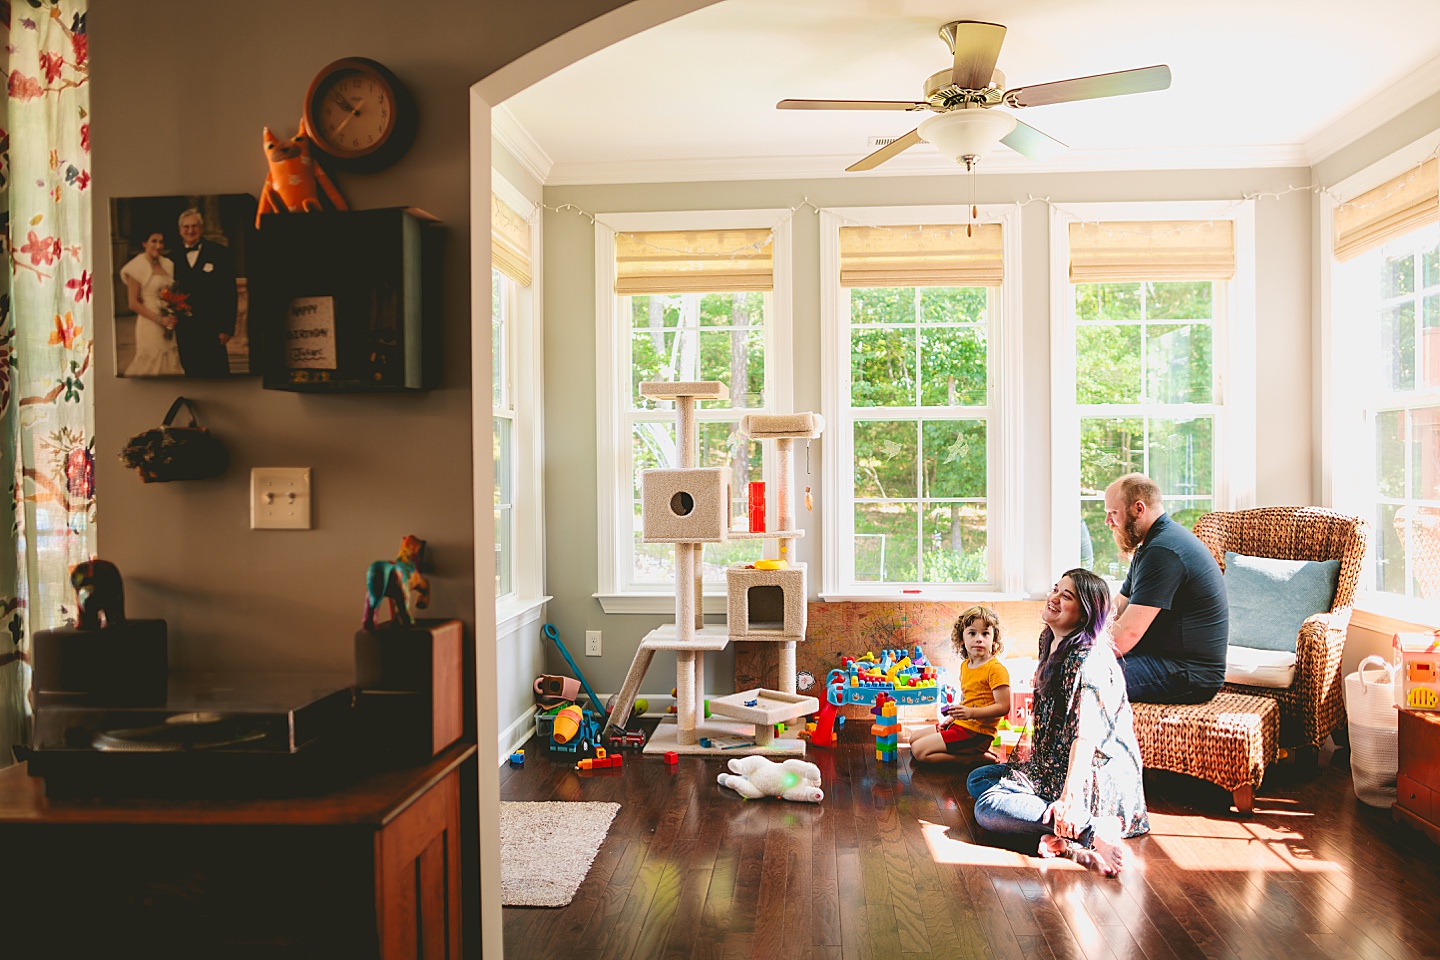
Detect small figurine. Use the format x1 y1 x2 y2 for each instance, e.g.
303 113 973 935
362 535 430 630
255 122 348 229
70 559 126 630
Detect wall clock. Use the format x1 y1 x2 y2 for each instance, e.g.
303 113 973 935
303 57 417 172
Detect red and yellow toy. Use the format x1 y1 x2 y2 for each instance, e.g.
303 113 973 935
576 747 623 771
256 123 348 228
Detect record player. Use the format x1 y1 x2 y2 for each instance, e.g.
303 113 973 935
28 671 359 798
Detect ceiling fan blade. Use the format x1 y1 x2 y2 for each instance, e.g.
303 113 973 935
943 20 1007 90
846 129 923 172
1005 65 1171 108
778 99 929 112
1001 119 1067 161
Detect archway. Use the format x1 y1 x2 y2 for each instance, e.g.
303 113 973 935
468 3 723 956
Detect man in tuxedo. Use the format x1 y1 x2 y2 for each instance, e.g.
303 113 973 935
172 208 237 377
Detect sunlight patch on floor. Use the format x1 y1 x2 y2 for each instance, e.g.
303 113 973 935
1145 813 1340 873
918 819 1084 870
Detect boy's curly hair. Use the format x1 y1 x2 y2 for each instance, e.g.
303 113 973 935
951 605 1003 657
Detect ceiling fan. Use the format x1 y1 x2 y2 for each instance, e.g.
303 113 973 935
778 20 1171 171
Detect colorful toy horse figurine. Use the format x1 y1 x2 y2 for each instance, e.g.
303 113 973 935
362 535 430 630
71 559 126 630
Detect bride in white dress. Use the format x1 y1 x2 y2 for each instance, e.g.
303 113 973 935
119 231 184 377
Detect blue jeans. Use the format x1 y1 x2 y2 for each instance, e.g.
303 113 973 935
1121 653 1219 705
966 763 1096 845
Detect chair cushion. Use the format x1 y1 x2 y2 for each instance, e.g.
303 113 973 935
1224 644 1297 689
1224 552 1341 652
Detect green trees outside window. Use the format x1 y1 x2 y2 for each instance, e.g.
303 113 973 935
849 286 989 584
1074 280 1217 579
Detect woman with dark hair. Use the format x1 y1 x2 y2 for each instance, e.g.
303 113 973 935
118 227 183 377
966 568 1148 877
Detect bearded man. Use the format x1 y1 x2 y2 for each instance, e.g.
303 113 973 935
1105 473 1229 704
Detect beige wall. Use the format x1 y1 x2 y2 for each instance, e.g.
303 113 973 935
87 0 632 673
541 167 1316 695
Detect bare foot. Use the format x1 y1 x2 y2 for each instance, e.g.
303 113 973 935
1085 817 1125 878
1037 834 1068 859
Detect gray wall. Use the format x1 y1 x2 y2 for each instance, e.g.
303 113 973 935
88 0 630 673
541 167 1316 695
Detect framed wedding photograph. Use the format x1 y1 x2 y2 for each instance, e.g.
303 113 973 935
109 194 257 378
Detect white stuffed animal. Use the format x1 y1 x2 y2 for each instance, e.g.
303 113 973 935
716 755 823 803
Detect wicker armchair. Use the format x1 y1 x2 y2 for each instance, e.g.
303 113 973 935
1192 507 1369 751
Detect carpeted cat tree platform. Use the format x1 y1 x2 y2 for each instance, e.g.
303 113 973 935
605 381 823 757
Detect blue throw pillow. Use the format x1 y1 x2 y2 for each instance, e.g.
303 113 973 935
1224 552 1341 653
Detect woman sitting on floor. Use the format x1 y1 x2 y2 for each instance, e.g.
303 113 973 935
966 568 1149 877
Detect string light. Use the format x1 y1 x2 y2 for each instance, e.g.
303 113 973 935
532 144 1440 258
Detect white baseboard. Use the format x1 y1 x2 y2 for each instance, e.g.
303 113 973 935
498 705 537 765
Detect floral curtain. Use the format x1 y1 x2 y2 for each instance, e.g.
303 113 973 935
0 1 94 767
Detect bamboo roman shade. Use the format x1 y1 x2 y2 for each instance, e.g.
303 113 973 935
1333 158 1439 263
838 223 1004 287
615 228 774 294
491 193 533 287
1068 220 1235 282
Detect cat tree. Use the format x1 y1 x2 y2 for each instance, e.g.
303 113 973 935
605 381 824 757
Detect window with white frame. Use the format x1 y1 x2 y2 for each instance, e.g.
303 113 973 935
1330 154 1440 614
1051 203 1256 582
491 179 544 613
820 206 1022 597
595 212 791 609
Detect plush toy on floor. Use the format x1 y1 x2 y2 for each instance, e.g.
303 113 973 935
717 755 823 803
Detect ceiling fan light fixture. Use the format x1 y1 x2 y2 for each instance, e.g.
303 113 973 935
918 109 1018 165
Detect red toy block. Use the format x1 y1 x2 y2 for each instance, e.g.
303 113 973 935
663 751 679 764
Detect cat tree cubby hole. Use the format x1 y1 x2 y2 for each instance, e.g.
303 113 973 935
746 585 785 632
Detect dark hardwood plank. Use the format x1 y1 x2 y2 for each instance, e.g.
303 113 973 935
500 730 1440 960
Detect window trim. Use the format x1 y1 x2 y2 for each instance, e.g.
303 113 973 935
818 203 1023 600
1048 199 1257 587
1323 135 1440 626
593 208 793 614
491 171 547 622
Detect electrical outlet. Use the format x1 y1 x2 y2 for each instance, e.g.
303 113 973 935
585 630 602 657
250 467 312 529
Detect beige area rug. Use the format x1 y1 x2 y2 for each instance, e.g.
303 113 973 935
500 801 621 907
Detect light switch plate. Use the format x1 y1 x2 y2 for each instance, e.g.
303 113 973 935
251 467 312 530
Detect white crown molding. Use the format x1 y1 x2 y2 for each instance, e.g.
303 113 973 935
491 104 554 184
1305 49 1440 165
541 143 1310 185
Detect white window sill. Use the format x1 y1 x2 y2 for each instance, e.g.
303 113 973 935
496 595 551 635
1351 593 1440 633
594 592 730 616
819 590 1029 604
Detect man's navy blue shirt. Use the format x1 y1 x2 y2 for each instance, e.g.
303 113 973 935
1119 512 1230 691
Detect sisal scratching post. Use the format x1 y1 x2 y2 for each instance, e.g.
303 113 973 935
778 641 797 696
677 396 697 468
776 438 793 562
675 650 698 745
606 645 654 735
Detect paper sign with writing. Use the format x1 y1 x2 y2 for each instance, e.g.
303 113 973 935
286 296 337 369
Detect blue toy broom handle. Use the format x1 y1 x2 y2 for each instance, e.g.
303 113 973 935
542 623 608 721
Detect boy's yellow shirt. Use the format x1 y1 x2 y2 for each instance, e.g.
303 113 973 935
955 657 1010 738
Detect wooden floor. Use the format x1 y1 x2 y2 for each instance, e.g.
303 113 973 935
501 723 1440 960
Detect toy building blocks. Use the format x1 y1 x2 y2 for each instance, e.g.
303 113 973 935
872 693 901 763
1396 632 1440 710
509 750 525 767
811 648 943 747
576 747 624 771
663 751 679 764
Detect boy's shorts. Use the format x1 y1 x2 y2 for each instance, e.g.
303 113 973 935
940 722 992 756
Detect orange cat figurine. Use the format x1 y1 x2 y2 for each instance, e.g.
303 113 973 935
256 122 348 228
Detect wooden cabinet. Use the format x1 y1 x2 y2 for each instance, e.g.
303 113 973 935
1395 709 1440 844
0 743 474 958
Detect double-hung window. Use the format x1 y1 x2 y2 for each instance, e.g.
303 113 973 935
595 211 791 612
1328 152 1440 619
1051 202 1256 582
491 177 546 619
819 205 1021 597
